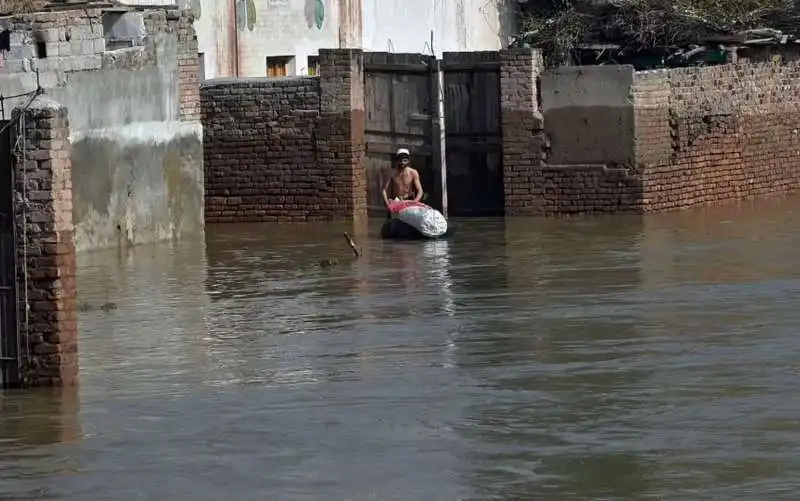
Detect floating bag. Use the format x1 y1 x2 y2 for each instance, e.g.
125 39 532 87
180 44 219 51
387 200 448 238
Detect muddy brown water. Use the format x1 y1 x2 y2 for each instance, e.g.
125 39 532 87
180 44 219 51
2 198 800 500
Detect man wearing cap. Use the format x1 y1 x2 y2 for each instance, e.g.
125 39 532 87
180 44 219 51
382 147 423 212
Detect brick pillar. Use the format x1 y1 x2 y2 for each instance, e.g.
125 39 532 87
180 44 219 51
13 98 78 387
500 48 547 215
317 49 367 221
176 10 201 122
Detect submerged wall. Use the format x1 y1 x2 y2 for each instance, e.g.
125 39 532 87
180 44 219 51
201 49 366 222
11 99 79 387
202 46 800 219
525 54 800 215
633 62 800 212
0 7 203 252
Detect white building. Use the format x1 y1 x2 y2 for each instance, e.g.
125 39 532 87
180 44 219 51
118 0 520 79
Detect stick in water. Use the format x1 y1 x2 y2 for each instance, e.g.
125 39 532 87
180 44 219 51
343 232 360 257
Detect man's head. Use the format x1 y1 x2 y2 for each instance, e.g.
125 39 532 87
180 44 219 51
394 148 410 170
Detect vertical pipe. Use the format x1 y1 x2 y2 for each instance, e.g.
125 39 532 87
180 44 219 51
433 30 448 218
230 0 240 76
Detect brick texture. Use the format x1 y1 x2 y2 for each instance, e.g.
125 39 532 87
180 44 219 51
505 55 800 216
201 49 366 223
13 99 78 387
202 77 323 222
634 62 800 212
501 49 642 215
501 48 546 215
176 11 200 122
317 49 367 222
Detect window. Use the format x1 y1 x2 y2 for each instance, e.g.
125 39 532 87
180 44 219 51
266 56 293 77
198 52 205 81
307 55 319 76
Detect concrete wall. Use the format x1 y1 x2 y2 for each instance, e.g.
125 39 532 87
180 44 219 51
362 0 515 55
180 0 516 79
541 65 636 166
235 0 341 77
119 0 237 79
0 7 203 252
192 0 235 78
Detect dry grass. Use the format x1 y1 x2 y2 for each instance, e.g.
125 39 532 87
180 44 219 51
0 0 49 15
518 0 794 67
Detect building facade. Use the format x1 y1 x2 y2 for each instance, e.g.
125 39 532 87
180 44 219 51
119 0 520 78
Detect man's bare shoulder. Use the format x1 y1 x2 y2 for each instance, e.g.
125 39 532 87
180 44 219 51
408 167 421 177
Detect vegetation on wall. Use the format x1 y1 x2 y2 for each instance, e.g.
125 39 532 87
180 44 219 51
515 0 797 67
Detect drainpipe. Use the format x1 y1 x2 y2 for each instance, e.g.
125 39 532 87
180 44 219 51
230 0 240 76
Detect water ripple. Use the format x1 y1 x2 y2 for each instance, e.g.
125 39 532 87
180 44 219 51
2 200 800 499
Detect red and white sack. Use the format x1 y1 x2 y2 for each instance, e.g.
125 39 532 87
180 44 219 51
388 200 448 238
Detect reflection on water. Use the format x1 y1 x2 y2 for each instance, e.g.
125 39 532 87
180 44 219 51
0 389 81 500
2 198 800 500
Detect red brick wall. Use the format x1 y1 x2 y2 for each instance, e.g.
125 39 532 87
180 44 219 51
317 49 367 223
501 49 547 215
633 63 800 212
13 100 78 387
202 78 323 222
201 49 365 223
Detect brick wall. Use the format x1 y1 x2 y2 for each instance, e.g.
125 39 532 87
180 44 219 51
317 49 367 222
13 98 78 387
511 57 800 216
501 49 642 215
633 62 800 212
203 48 800 219
176 11 201 122
202 77 322 222
501 48 546 215
201 49 366 222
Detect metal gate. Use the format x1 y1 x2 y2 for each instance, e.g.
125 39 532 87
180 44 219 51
0 119 19 389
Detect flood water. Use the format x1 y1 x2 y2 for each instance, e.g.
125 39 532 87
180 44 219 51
3 198 800 500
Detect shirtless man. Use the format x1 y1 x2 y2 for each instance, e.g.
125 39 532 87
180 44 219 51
382 148 423 212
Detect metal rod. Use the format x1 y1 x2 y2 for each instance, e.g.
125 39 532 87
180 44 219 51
435 49 448 218
230 0 240 77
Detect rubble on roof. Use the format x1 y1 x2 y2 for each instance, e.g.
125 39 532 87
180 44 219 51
512 1 800 68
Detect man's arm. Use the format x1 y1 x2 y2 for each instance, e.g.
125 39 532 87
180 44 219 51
382 176 392 207
412 169 423 202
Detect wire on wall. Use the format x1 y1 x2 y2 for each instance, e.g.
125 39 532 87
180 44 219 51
3 69 45 370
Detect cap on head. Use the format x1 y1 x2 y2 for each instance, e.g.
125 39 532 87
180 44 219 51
394 147 410 159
